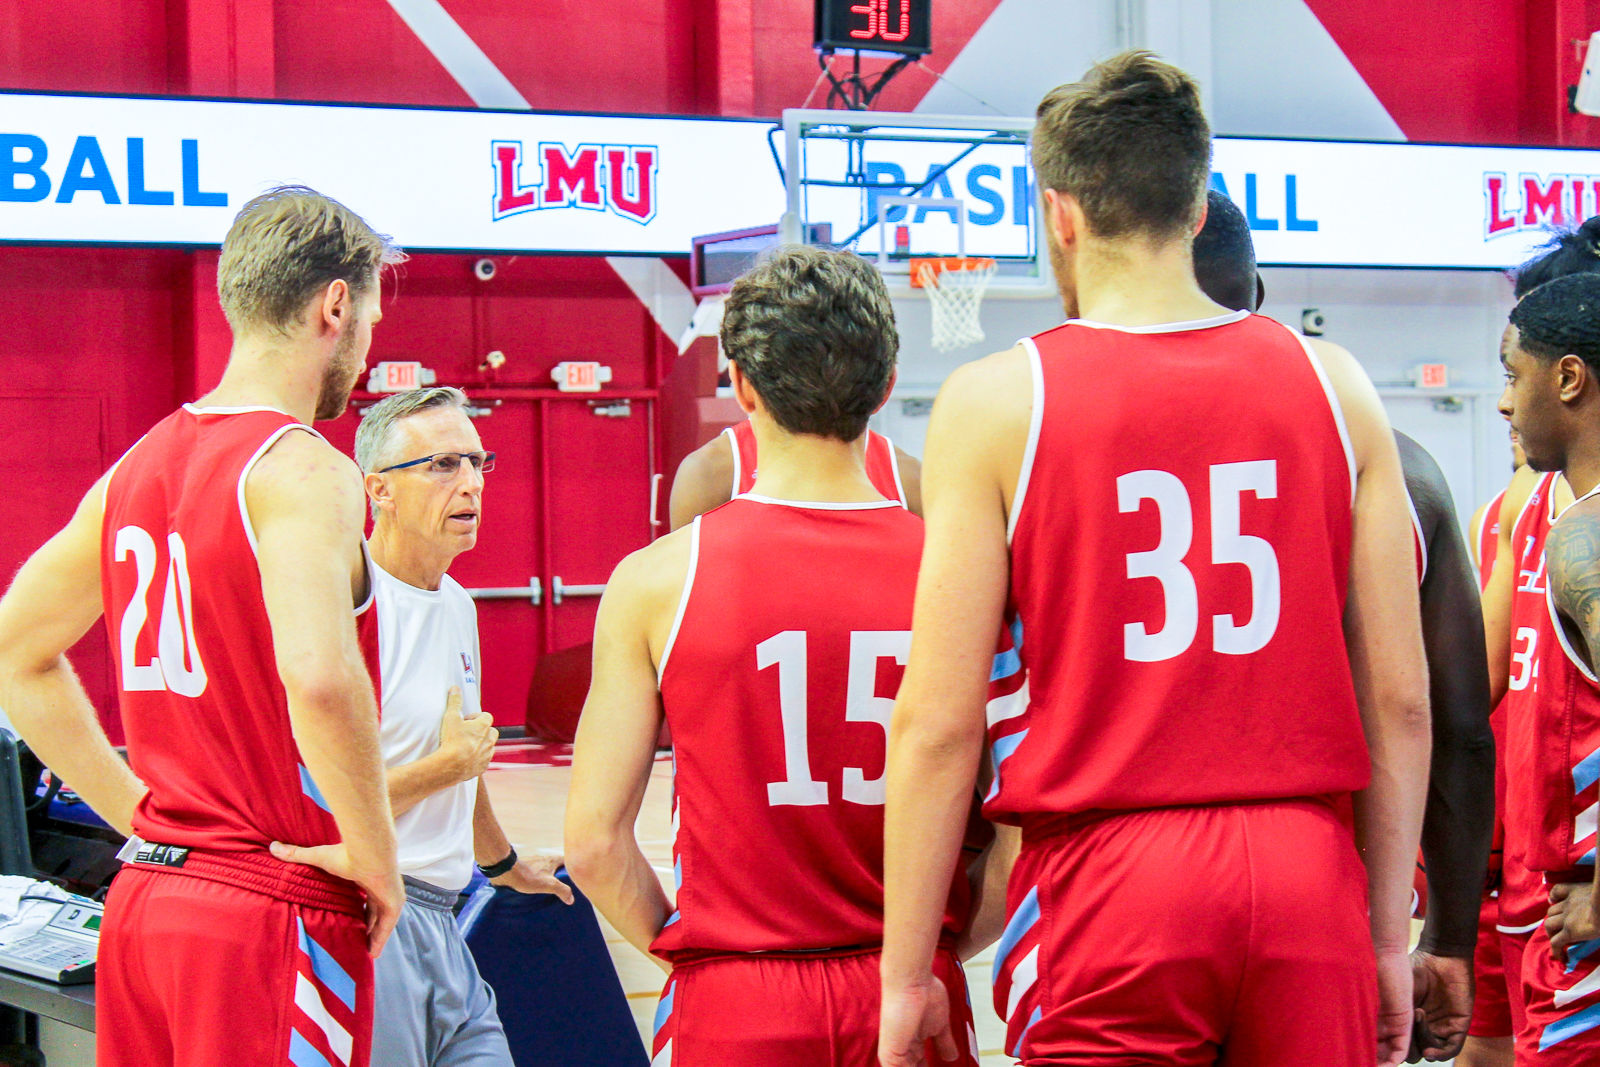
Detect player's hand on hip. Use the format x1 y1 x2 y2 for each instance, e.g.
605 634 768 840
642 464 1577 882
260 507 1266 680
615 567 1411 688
1406 950 1471 1061
878 973 959 1067
269 840 406 958
437 686 497 781
1374 946 1415 1067
1547 882 1600 960
493 850 575 904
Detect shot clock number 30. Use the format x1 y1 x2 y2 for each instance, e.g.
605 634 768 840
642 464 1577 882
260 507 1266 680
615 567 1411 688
814 0 932 56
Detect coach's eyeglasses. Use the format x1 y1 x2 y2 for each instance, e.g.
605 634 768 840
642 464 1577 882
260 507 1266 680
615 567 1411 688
378 451 497 478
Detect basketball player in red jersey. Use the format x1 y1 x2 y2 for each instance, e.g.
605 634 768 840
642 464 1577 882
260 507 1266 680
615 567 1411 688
566 245 1001 1066
1490 273 1600 1064
1194 188 1493 1062
0 186 405 1067
879 52 1430 1067
1475 227 1600 1065
667 405 920 528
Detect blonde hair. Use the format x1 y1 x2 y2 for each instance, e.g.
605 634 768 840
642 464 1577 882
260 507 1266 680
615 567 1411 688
1033 51 1211 240
217 185 405 333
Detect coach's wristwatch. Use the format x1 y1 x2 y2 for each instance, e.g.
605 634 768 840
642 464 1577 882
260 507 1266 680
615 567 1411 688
478 847 518 879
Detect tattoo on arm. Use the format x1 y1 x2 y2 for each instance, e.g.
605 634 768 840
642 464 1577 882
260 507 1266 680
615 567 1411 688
1547 510 1600 668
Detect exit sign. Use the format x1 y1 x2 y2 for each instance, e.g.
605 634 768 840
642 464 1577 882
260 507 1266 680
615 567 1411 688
373 361 421 392
1414 363 1449 389
552 361 613 393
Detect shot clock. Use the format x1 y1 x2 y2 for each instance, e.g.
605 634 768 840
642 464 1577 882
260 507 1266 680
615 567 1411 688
814 0 932 56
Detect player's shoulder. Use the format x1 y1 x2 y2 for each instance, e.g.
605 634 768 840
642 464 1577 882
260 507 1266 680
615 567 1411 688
677 432 734 487
936 344 1032 422
608 522 697 618
1545 495 1600 590
1500 464 1544 526
245 427 363 514
1394 431 1452 528
669 431 736 528
1299 336 1365 386
250 423 352 476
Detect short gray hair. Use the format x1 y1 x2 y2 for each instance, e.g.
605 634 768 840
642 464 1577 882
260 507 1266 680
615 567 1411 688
355 387 471 473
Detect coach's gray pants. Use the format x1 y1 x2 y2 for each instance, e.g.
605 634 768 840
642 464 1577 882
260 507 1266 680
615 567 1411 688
372 876 514 1067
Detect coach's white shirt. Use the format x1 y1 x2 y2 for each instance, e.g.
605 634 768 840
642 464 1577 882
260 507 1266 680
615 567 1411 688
371 556 482 892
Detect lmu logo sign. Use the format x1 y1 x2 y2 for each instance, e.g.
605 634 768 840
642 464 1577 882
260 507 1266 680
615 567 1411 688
1484 172 1600 238
491 140 658 225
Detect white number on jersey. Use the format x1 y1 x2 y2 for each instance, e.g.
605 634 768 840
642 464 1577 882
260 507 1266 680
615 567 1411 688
758 629 911 807
1509 625 1539 692
1117 461 1282 662
113 524 208 698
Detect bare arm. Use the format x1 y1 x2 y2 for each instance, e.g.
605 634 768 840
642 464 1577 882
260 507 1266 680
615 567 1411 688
565 547 678 966
881 350 1029 1064
667 436 734 531
1542 502 1600 942
1468 501 1491 572
1397 436 1494 957
0 474 146 836
250 431 402 956
473 776 574 902
894 447 924 517
956 822 1020 961
1484 467 1542 706
1315 340 1432 1065
387 687 497 818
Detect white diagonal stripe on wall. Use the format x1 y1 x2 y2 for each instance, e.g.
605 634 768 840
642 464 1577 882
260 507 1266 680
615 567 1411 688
606 256 698 344
385 0 530 109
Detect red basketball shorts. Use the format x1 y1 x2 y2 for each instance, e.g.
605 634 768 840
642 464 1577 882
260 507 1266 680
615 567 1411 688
1517 911 1600 1064
96 854 373 1067
649 945 978 1066
991 798 1375 1066
1469 892 1514 1038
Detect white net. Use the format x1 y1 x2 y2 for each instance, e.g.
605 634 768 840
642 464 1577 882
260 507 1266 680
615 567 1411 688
918 259 997 352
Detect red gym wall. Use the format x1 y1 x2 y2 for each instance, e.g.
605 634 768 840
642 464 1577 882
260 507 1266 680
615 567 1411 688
0 0 1595 739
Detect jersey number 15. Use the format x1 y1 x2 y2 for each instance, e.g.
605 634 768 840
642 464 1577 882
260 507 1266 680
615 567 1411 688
759 629 909 808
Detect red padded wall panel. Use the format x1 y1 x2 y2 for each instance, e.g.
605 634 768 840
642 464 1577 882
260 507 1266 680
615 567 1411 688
0 247 188 742
0 0 171 94
272 0 473 106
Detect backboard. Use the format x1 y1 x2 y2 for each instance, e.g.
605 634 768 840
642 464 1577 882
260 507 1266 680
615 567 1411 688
779 109 1051 296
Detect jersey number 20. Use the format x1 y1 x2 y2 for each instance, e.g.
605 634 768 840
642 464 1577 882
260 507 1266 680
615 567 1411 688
114 525 208 698
1118 461 1281 662
758 629 909 808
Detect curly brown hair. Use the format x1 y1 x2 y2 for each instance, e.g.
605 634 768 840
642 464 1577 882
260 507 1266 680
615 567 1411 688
720 245 898 443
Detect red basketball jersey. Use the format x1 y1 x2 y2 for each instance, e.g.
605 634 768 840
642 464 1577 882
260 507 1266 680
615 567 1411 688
102 404 374 854
651 496 968 958
725 420 907 506
986 312 1367 824
1503 472 1600 874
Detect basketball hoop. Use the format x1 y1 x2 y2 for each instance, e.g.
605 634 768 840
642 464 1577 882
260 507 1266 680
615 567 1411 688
913 257 997 351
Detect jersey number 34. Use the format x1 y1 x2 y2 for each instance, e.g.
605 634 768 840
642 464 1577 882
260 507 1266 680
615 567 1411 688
114 524 208 698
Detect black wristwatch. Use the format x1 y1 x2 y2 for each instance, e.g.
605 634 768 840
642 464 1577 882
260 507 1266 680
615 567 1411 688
478 847 517 879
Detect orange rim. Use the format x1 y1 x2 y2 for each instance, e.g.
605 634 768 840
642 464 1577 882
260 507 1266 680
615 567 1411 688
909 257 998 287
